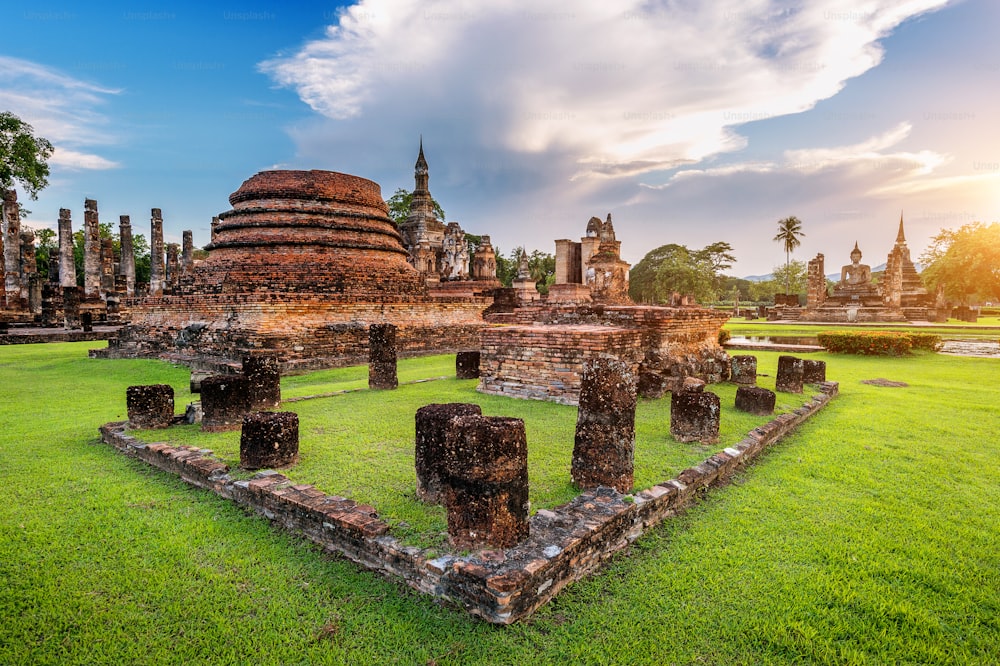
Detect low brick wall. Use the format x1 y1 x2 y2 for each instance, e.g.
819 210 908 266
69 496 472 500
479 304 731 404
100 381 837 624
479 325 643 404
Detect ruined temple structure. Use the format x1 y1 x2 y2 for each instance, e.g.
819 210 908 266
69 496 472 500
479 218 729 405
801 214 940 322
95 170 490 372
550 214 631 304
397 141 498 295
0 188 202 328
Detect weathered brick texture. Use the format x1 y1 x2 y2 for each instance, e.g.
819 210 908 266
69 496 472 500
571 358 636 493
414 403 483 504
126 384 174 429
240 411 299 470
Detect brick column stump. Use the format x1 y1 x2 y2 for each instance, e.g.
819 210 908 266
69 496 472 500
730 355 757 386
126 384 174 429
414 403 483 503
572 358 636 493
368 323 398 390
243 352 281 409
776 355 804 393
443 415 530 549
735 385 776 415
455 351 481 379
670 387 721 444
240 411 299 470
201 375 251 432
802 359 827 384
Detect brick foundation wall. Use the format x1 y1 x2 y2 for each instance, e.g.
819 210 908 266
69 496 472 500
479 325 643 404
96 295 489 370
479 304 731 404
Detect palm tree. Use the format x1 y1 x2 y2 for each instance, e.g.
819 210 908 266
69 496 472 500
773 216 805 294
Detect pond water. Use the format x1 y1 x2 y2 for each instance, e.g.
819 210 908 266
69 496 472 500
727 335 1000 358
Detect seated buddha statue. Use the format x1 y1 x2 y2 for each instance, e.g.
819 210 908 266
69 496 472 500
839 242 871 286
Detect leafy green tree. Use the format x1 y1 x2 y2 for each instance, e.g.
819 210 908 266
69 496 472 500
773 216 805 294
920 222 1000 304
23 225 57 276
0 111 54 200
629 241 736 304
385 187 446 225
132 233 152 285
71 223 153 286
720 276 753 302
494 246 555 292
747 260 808 303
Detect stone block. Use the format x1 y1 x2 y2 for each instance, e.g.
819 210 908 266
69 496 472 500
735 385 776 415
414 403 482 504
189 370 211 394
240 411 299 470
126 384 174 429
455 350 481 379
670 390 720 444
572 358 636 493
802 359 826 384
730 355 757 386
368 323 398 390
243 352 281 409
776 355 804 393
443 415 529 549
201 374 251 432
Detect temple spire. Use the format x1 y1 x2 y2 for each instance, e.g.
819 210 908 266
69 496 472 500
414 136 429 193
896 211 906 244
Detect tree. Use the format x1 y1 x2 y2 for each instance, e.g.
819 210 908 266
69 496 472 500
747 260 808 303
773 216 805 294
494 246 555 292
920 222 1000 304
628 241 736 304
0 111 54 200
23 225 57 276
385 187 446 225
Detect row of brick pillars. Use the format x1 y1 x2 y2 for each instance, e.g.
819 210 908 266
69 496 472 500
126 382 298 470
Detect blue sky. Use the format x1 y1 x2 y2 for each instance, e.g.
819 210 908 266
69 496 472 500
3 0 998 276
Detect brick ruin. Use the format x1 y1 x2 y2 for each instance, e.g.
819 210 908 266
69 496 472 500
550 214 631 305
94 169 491 372
479 302 730 405
0 188 197 330
799 215 943 323
101 377 839 624
478 214 730 405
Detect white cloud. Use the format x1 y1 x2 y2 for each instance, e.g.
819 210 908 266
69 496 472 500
0 56 120 171
262 0 950 179
48 148 119 170
655 122 948 188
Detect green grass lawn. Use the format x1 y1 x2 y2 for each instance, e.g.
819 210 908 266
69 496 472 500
128 354 805 549
725 318 1000 340
1 341 998 664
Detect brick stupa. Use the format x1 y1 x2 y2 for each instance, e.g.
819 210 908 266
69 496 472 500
98 170 489 371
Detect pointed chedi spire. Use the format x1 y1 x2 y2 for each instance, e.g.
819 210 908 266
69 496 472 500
896 211 906 244
414 136 429 189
